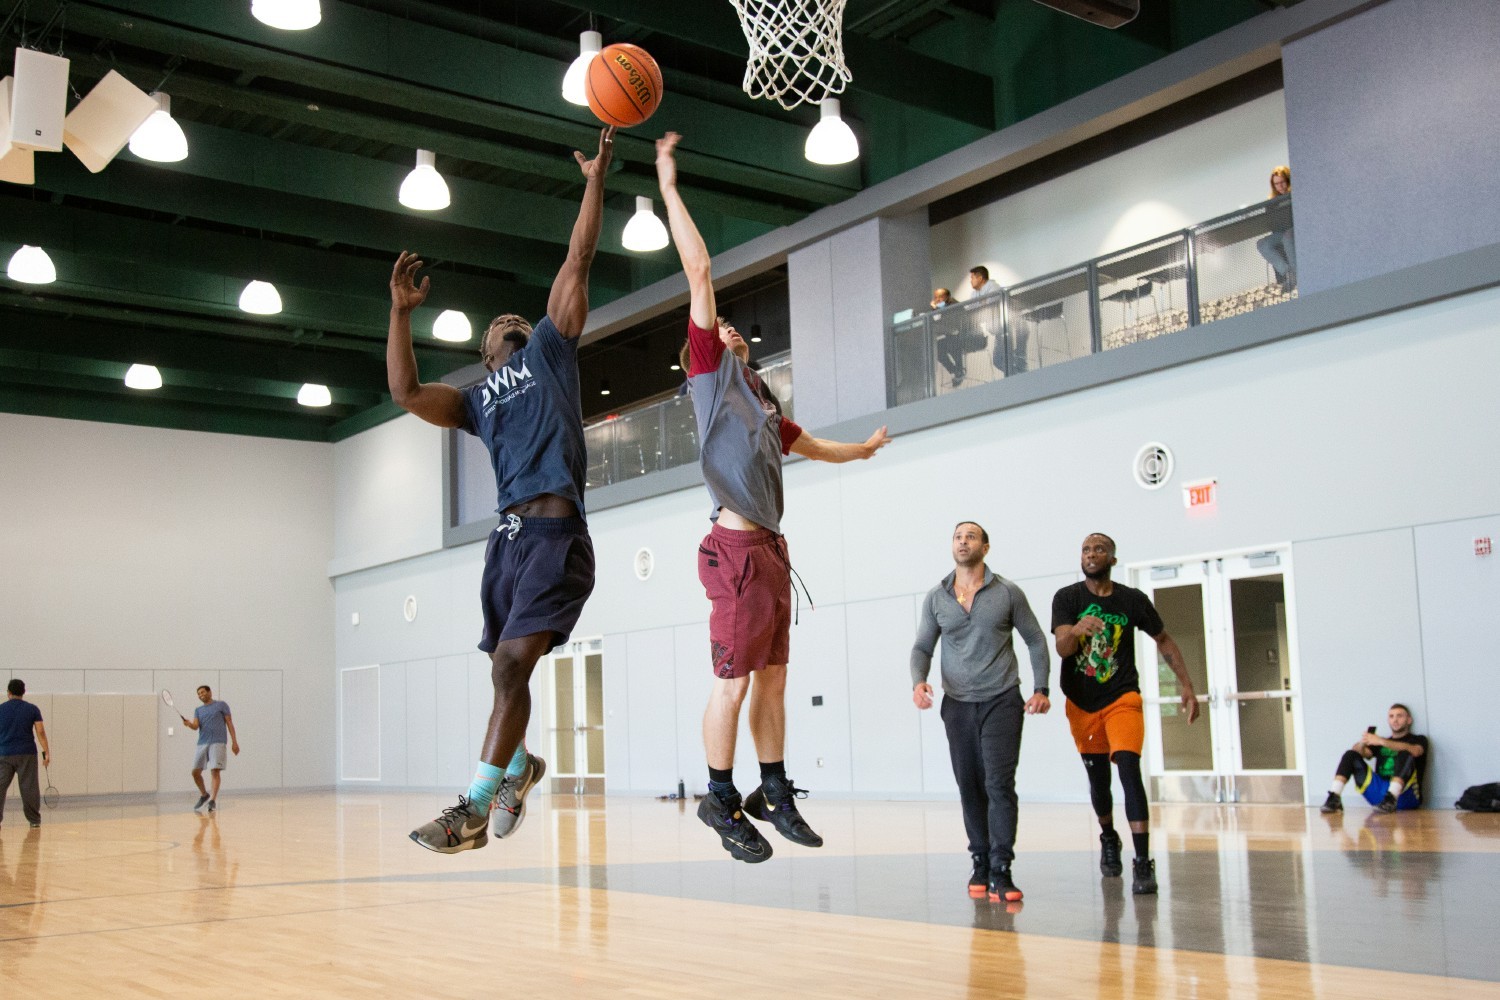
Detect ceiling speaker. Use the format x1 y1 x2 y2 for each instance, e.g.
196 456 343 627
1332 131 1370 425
7 48 70 152
64 71 157 173
0 78 37 184
1031 0 1140 29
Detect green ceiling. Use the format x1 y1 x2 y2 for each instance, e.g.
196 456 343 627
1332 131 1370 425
0 0 1270 441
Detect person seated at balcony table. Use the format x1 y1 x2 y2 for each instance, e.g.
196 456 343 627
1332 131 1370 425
1256 166 1296 292
968 266 1001 299
932 287 979 388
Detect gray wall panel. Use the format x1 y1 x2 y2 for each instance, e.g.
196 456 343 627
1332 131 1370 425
219 670 282 791
1283 0 1500 292
1414 514 1500 806
623 628 679 795
846 596 924 794
785 604 853 793
404 659 438 788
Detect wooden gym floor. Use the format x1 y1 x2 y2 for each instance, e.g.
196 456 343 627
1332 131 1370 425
2 791 1497 998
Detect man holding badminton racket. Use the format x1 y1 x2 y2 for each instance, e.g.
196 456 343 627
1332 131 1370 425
165 686 239 813
0 679 50 829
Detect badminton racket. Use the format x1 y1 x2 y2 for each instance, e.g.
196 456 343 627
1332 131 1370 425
161 689 189 723
43 761 59 809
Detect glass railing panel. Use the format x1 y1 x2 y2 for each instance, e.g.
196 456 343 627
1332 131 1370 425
661 393 699 469
583 420 615 489
1192 195 1296 325
758 354 795 420
609 402 665 485
1005 265 1092 373
1095 233 1191 350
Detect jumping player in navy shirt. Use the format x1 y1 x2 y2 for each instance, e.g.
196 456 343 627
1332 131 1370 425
391 127 614 854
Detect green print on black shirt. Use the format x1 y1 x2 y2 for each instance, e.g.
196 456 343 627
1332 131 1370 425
1076 602 1128 685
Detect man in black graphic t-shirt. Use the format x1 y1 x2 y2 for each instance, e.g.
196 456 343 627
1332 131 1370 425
388 127 615 855
1052 533 1199 896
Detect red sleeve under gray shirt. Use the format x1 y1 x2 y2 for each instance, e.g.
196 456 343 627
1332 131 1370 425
910 569 1052 703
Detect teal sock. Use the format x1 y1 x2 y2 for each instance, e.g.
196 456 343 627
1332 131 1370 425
504 743 529 779
466 761 505 814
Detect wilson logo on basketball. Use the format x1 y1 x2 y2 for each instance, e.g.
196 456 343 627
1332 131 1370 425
613 53 653 106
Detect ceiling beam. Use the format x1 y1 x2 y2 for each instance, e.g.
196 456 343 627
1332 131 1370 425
0 197 550 335
28 154 637 293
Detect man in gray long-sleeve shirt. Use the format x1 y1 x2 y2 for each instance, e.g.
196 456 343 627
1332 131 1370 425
911 521 1051 905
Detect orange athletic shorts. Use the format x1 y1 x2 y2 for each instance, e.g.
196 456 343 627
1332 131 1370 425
1065 691 1145 756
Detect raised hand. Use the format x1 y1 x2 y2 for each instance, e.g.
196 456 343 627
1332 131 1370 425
656 131 681 188
574 126 616 181
390 251 430 313
860 425 892 458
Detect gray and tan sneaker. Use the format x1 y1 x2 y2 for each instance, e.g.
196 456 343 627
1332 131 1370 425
490 754 547 839
410 795 489 854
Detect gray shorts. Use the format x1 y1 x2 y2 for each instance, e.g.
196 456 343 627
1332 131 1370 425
193 743 228 770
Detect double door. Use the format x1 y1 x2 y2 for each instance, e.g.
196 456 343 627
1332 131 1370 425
548 638 605 794
1131 548 1305 803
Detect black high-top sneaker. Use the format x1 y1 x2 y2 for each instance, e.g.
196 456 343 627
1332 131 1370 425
1099 828 1124 877
968 853 990 898
743 774 824 847
697 788 772 863
1320 791 1343 814
987 865 1023 903
1131 856 1158 895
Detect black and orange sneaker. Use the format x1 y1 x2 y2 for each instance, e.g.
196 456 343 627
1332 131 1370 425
1099 828 1123 877
968 853 990 898
698 788 772 863
987 865 1023 903
744 774 824 848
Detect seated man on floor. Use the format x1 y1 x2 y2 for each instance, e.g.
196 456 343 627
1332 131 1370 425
1321 702 1427 814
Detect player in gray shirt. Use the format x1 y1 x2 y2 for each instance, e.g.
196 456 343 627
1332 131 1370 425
911 521 1051 904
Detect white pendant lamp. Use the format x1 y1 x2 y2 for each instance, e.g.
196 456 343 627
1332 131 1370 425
621 196 669 252
297 383 332 407
399 149 450 211
124 363 163 390
562 30 603 106
805 98 859 165
128 92 189 163
432 309 473 342
6 244 57 284
252 0 322 30
239 279 283 315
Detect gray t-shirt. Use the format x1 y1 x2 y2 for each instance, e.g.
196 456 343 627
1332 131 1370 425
911 568 1051 702
194 700 231 746
686 319 802 534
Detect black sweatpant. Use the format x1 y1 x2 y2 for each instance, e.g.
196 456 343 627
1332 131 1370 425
940 687 1025 868
0 753 42 826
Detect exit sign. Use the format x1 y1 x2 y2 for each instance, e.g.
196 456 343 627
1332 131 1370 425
1183 478 1217 509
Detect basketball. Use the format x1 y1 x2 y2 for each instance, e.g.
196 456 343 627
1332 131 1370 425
586 43 664 128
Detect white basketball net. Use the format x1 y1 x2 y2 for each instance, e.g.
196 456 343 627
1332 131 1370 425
731 0 851 111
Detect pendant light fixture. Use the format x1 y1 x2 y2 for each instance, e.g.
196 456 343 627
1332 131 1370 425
433 309 473 342
6 245 57 284
805 98 859 165
252 0 322 30
399 149 450 211
297 383 332 407
562 30 603 106
124 363 163 390
239 279 283 315
621 196 669 252
128 93 189 163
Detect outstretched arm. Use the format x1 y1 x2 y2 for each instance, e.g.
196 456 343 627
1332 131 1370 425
549 127 616 339
789 425 891 464
388 251 465 428
656 132 716 331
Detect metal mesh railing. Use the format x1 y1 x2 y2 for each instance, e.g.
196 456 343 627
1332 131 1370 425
1096 233 1190 350
1193 196 1297 325
892 196 1296 404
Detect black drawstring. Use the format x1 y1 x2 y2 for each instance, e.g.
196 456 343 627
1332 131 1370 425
772 536 814 625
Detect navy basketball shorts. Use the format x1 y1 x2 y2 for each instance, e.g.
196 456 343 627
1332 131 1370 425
478 515 595 653
697 523 792 679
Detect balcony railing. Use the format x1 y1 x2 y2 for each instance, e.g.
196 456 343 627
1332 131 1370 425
892 196 1296 404
582 352 793 490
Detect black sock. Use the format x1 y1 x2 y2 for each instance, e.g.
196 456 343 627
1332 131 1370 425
708 767 736 801
759 760 786 783
1132 831 1150 858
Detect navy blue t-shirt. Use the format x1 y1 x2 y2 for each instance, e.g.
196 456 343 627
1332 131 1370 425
0 699 43 756
461 316 587 517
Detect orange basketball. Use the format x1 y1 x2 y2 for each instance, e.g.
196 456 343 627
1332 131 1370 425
586 43 664 128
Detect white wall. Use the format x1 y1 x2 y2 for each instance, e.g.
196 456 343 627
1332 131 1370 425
0 414 335 789
331 411 444 576
333 286 1500 808
930 91 1290 293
